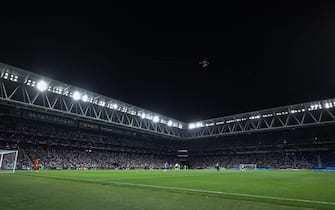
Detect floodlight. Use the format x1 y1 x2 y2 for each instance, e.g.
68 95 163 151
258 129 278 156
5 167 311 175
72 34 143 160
324 103 332 109
167 120 173 126
141 113 146 119
99 101 106 107
188 123 195 129
250 115 261 119
153 116 160 123
113 104 118 109
36 80 48 92
82 94 89 102
56 88 63 94
72 91 81 101
196 122 203 128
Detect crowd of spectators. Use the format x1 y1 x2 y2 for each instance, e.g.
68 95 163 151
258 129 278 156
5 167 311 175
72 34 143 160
1 114 335 170
1 142 333 170
0 115 177 156
21 144 178 170
189 151 331 169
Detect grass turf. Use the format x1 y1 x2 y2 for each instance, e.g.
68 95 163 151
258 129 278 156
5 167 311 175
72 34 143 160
0 170 335 210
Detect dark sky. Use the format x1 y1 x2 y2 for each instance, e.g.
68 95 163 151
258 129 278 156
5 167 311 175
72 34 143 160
0 2 335 122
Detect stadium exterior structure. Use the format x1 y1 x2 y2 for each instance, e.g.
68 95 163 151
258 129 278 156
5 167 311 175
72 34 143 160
1 62 335 140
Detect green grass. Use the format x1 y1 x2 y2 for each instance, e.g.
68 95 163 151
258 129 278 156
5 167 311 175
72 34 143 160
1 170 335 209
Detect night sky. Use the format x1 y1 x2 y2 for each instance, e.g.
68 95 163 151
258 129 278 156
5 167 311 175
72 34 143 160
0 2 335 122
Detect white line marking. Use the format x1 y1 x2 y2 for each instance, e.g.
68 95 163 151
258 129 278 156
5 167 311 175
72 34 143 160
97 174 210 180
17 173 335 206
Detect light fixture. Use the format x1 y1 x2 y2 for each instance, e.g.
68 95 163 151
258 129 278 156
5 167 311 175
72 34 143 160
72 91 81 101
153 116 160 123
189 123 195 129
82 94 89 102
36 80 48 92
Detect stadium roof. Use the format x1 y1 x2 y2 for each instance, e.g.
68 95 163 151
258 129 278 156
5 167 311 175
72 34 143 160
1 62 335 139
0 62 184 129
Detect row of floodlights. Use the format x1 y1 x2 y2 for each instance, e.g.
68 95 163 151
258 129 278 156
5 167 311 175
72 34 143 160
4 76 183 129
37 80 183 128
3 72 18 82
2 73 334 130
308 102 334 110
188 103 335 129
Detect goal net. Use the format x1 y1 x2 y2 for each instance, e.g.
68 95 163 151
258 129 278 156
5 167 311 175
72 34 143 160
239 163 257 170
0 150 18 174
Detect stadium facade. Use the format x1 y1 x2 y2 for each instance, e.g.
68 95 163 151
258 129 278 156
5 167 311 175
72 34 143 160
0 62 334 170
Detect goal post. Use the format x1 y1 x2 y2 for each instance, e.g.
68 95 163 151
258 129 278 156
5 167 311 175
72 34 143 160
0 150 18 174
239 163 257 170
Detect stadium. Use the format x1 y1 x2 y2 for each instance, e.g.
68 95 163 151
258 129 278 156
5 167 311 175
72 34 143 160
1 62 335 209
1 3 335 210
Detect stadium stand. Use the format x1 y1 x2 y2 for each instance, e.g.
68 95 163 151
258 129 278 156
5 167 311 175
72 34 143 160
0 107 335 170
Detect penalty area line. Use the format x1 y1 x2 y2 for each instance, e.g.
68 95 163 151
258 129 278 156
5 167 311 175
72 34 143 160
17 173 335 206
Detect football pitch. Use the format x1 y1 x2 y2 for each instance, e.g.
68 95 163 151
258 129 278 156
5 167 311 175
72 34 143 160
1 170 335 210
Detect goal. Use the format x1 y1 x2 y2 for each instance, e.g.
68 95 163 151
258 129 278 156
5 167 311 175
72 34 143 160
0 150 18 173
239 163 257 170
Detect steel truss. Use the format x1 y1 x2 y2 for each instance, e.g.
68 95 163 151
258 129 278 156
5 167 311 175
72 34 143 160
0 63 184 138
1 62 335 139
186 99 335 139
